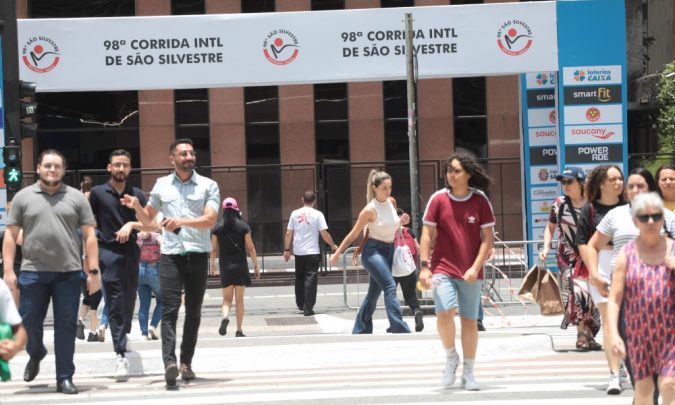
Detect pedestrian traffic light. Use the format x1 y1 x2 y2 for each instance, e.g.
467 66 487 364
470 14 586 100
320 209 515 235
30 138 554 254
3 138 22 193
19 80 37 138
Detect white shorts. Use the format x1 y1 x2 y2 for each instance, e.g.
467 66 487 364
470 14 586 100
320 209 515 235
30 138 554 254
589 250 612 305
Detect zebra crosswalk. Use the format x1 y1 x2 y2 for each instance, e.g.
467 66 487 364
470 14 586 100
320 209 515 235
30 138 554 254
0 350 633 404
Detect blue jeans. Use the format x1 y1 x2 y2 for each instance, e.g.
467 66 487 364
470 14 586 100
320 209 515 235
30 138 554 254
137 262 162 336
19 270 80 381
353 239 411 334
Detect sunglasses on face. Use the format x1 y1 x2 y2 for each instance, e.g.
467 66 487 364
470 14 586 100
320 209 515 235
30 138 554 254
636 213 663 223
560 179 576 185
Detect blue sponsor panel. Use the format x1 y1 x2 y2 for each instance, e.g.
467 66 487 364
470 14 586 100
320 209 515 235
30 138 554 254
556 0 628 175
0 39 5 232
520 71 559 270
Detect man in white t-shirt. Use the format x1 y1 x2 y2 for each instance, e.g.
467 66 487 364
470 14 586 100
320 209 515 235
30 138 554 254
283 191 338 316
0 278 26 364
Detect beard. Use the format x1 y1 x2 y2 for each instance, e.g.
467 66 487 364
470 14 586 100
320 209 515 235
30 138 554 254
39 177 62 187
111 172 128 183
178 160 195 172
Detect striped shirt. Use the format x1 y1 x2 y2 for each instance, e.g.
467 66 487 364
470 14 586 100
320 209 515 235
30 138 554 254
147 171 220 255
596 204 675 270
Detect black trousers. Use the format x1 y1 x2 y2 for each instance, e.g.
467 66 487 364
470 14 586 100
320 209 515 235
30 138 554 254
160 252 208 367
394 270 420 312
294 254 321 311
99 243 140 355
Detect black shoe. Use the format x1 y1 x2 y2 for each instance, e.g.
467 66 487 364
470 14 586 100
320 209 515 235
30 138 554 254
303 309 315 316
386 327 391 333
180 363 196 381
76 319 85 340
23 357 41 382
414 311 424 332
218 318 229 336
56 378 79 394
477 320 486 332
87 332 98 342
165 363 179 389
235 330 246 337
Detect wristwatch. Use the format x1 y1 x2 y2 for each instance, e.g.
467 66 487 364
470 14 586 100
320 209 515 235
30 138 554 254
420 260 430 269
89 269 100 275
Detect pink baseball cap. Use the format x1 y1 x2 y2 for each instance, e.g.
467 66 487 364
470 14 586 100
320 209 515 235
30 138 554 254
222 197 239 211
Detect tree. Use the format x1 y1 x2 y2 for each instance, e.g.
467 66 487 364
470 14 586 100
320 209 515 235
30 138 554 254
657 61 675 154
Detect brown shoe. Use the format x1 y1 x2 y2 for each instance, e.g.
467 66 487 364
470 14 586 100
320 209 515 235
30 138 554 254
180 363 195 381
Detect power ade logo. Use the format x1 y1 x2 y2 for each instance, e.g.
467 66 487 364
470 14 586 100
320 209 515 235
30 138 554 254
262 29 300 65
22 36 60 73
496 19 533 56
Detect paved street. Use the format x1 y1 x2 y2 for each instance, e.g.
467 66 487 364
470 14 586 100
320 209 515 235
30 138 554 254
0 283 634 404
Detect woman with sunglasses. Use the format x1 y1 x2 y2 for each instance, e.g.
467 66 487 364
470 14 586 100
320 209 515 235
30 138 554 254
656 164 675 212
587 167 675 401
576 165 627 394
606 192 675 405
539 167 600 352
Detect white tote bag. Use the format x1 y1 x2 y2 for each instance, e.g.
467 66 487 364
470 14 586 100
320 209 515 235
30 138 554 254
392 228 416 277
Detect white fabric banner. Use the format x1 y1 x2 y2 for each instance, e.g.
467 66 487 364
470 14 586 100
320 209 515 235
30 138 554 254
17 2 557 92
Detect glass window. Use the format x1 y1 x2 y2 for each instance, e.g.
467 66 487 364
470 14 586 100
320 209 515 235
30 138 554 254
311 0 345 10
381 0 414 7
175 89 209 125
242 0 275 13
171 0 205 15
244 87 280 124
453 77 487 158
451 0 483 4
29 0 134 17
314 83 348 121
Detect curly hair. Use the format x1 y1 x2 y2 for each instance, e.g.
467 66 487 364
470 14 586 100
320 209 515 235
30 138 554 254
585 164 624 203
444 151 492 191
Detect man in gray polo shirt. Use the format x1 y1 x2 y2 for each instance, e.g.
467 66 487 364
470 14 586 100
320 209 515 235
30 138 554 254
2 149 99 395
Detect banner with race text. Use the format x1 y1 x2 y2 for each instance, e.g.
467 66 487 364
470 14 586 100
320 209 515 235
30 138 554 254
17 2 557 92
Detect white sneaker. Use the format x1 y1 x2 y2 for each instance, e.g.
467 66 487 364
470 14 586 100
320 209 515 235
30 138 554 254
461 369 481 391
606 372 622 395
441 352 460 387
148 326 159 340
618 362 630 387
114 354 129 382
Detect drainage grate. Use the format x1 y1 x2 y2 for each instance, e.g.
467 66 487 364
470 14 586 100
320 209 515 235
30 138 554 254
265 317 318 326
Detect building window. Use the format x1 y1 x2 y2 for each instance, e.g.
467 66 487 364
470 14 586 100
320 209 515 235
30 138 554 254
242 0 275 13
35 91 140 185
245 87 282 252
175 89 211 173
381 0 414 7
311 0 344 10
453 77 487 158
314 83 351 243
171 0 205 15
383 80 412 213
451 0 483 4
29 0 134 17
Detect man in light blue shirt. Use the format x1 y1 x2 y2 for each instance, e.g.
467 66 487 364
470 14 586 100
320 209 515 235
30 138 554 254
123 138 219 390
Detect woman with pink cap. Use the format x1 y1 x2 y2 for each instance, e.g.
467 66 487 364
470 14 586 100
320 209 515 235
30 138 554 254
210 197 260 337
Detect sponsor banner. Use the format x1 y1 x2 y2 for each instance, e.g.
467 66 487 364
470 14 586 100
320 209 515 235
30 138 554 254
565 143 623 164
525 71 557 89
529 145 558 165
527 107 557 127
531 215 550 227
562 65 622 86
531 199 554 216
17 2 558 91
528 127 558 146
526 88 555 108
563 84 622 105
563 104 622 125
530 185 559 201
564 124 623 144
0 41 5 232
529 165 559 186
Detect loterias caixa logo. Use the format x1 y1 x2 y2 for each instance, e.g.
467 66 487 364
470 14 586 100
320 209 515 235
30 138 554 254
496 19 533 56
262 29 300 65
22 36 61 73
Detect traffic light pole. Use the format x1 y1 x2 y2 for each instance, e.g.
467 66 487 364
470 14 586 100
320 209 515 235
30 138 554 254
1 0 21 142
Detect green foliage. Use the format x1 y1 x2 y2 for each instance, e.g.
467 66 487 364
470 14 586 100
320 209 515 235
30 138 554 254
657 61 675 153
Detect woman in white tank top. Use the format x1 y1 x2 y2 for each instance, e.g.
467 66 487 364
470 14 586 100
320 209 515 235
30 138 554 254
329 170 411 334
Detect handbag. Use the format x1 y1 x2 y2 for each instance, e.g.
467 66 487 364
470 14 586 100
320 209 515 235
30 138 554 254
518 264 564 316
391 228 416 277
